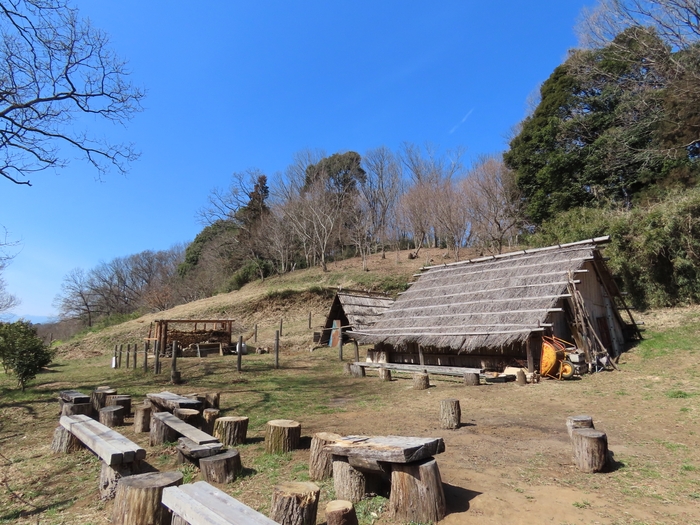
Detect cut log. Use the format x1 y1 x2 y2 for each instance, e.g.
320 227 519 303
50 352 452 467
91 386 117 417
571 428 608 473
332 456 366 503
413 372 429 390
439 399 461 430
326 500 358 525
201 408 220 435
171 370 182 384
112 471 183 525
349 364 365 378
214 416 249 446
463 373 480 386
342 362 352 376
378 368 392 382
269 481 320 525
133 405 152 433
389 457 446 523
174 408 201 428
51 426 82 453
308 432 342 481
516 369 527 386
99 406 125 428
150 412 178 445
100 462 140 501
265 419 301 454
199 449 242 484
106 395 132 416
61 402 92 417
205 392 220 409
566 415 595 438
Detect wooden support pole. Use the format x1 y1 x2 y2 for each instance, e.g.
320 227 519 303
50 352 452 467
126 344 130 369
527 333 540 374
113 345 118 368
171 340 180 384
118 344 123 368
154 340 160 375
389 457 446 523
338 333 343 361
332 456 366 503
279 318 283 337
254 323 258 343
133 343 138 370
237 335 243 372
274 330 280 369
418 345 425 367
308 311 312 330
143 342 148 373
353 340 359 362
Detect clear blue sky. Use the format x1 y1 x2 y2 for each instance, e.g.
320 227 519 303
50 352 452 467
2 0 594 320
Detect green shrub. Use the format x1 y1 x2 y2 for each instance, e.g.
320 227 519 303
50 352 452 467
0 320 55 390
223 259 274 292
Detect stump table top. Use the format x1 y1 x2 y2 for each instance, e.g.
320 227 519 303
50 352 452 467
147 391 202 412
325 435 445 464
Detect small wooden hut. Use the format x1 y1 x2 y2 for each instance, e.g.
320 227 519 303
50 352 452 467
350 237 639 372
321 290 394 346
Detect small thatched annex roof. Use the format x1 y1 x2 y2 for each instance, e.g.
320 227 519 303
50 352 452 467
325 290 395 331
350 237 614 353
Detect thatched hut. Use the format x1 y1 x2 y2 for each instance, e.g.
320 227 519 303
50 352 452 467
350 237 638 372
321 290 394 346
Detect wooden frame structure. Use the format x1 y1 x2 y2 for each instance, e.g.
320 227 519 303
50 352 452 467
150 319 235 354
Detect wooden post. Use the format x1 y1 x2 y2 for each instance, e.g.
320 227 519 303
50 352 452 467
118 344 123 368
201 408 220 435
133 343 138 370
113 345 118 368
270 481 320 525
134 404 151 433
527 333 540 374
418 345 425 367
274 330 280 369
353 340 359 362
389 457 446 523
279 318 283 337
154 340 160 375
112 471 183 525
440 399 461 429
126 344 131 369
237 335 243 372
338 332 343 361
162 322 168 369
332 456 365 503
349 364 365 378
254 323 258 343
143 342 148 373
171 340 180 384
308 311 312 330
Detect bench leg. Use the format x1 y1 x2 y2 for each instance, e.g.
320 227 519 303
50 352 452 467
389 457 446 523
100 461 140 501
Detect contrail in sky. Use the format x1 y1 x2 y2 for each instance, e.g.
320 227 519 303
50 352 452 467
449 108 474 134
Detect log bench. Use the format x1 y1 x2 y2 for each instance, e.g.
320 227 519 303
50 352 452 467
354 362 484 378
150 411 219 446
58 414 146 499
147 391 202 413
162 481 279 525
325 435 446 523
59 389 91 416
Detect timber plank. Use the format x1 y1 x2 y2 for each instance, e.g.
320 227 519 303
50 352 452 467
59 390 90 404
60 415 146 464
153 412 218 445
326 435 445 464
177 437 223 459
147 391 202 412
355 362 483 377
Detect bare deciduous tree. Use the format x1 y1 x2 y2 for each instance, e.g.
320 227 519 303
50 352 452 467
0 0 144 186
0 229 19 313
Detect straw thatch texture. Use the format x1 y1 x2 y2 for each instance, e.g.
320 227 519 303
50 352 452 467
351 243 600 353
336 292 394 329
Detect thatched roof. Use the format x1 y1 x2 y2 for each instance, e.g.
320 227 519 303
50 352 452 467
332 291 394 330
350 237 611 353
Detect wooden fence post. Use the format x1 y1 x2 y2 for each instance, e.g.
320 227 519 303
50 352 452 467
143 342 148 373
237 335 243 372
133 343 138 370
126 344 130 369
338 333 343 361
275 330 280 369
154 341 160 375
254 324 258 343
118 344 123 368
279 318 283 337
171 341 180 384
308 312 312 330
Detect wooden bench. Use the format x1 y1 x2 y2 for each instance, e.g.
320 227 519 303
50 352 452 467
60 414 146 466
59 390 92 416
163 481 279 525
147 391 202 413
325 435 446 523
59 389 90 404
150 411 219 447
354 362 484 377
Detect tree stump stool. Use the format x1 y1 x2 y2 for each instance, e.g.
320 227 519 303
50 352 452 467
61 402 92 417
50 426 82 453
91 386 116 418
99 406 125 428
566 415 595 438
413 372 429 390
214 416 249 446
150 413 178 445
100 462 140 501
342 362 352 376
349 364 365 378
516 369 527 385
199 449 242 484
439 398 461 429
112 471 183 525
205 392 220 409
389 457 446 523
133 405 152 433
202 408 220 435
571 428 608 473
325 500 358 525
378 368 392 382
332 456 366 503
464 372 480 386
269 481 320 525
309 432 342 480
106 395 132 416
265 419 301 454
174 408 201 428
